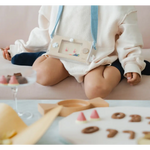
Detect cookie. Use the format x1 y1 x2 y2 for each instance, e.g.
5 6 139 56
7 73 28 84
76 112 87 124
13 73 22 77
123 130 135 139
111 112 125 119
90 109 100 121
17 76 28 84
143 132 150 140
129 115 141 122
82 126 99 134
146 117 150 124
107 129 118 138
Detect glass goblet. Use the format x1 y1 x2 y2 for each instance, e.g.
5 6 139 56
0 66 37 119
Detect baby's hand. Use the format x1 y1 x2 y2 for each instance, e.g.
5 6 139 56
126 72 141 86
1 46 11 61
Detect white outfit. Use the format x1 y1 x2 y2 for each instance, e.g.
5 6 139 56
9 6 146 83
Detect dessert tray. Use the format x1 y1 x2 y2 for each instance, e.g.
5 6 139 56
0 66 37 119
59 106 150 145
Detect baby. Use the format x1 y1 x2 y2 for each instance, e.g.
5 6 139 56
2 6 150 99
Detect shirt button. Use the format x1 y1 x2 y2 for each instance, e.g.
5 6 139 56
83 48 89 54
69 38 74 42
53 43 59 48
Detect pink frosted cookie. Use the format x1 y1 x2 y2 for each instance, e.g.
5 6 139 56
76 112 87 124
8 75 19 86
90 109 100 121
0 75 8 85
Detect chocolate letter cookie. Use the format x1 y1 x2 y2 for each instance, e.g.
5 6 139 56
107 129 118 138
146 117 150 124
82 126 99 134
123 130 135 139
129 115 141 122
111 112 125 119
143 132 150 139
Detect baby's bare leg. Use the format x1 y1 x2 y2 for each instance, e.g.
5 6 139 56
32 56 70 86
84 65 121 99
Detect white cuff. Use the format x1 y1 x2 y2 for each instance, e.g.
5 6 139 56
124 63 141 77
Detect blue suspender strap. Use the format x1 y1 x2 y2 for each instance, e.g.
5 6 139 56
91 6 98 50
50 5 64 39
51 6 98 50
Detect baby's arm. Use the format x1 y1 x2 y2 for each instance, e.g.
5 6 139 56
1 47 11 61
3 6 51 59
116 8 146 85
126 72 141 86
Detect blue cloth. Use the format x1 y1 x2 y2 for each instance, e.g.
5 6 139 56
111 59 150 81
50 5 64 39
91 6 98 50
11 51 46 66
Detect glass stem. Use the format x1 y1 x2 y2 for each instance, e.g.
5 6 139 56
11 87 19 113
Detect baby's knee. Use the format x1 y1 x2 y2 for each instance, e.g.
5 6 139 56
33 65 55 86
84 82 111 99
32 56 46 70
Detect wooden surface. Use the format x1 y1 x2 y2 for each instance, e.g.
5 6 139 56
38 97 109 117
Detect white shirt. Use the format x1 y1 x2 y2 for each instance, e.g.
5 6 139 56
9 6 146 83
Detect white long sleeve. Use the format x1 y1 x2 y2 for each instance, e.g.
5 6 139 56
9 6 51 57
116 10 146 76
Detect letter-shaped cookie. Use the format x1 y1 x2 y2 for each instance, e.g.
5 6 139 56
106 129 118 138
111 112 125 119
146 117 150 124
82 126 99 134
123 130 135 139
143 132 150 140
129 115 141 122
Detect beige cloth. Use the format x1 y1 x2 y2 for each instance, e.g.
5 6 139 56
9 6 146 83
